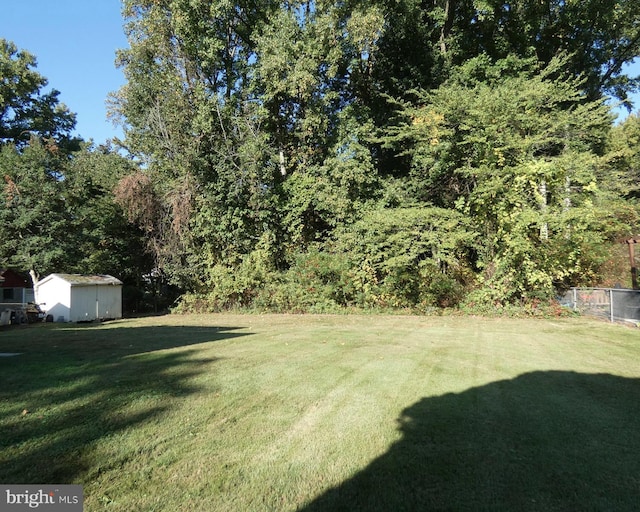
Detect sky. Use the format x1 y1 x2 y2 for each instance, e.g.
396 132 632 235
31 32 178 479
1 1 128 144
1 1 639 146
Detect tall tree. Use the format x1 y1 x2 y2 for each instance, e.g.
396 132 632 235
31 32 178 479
605 113 640 199
0 137 153 287
113 0 282 287
371 0 640 104
0 40 80 286
0 39 79 151
65 144 154 281
112 0 640 307
0 138 70 278
456 0 640 104
253 0 384 245
0 41 152 298
113 0 386 283
383 55 622 300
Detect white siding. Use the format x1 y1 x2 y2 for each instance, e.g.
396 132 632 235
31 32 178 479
70 286 97 322
69 285 122 322
37 276 71 322
97 285 121 320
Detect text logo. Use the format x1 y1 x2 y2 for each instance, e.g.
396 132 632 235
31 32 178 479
0 486 82 511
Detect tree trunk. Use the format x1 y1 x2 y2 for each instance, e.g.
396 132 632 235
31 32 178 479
28 270 40 304
439 0 453 56
28 269 39 287
538 180 548 240
29 269 40 304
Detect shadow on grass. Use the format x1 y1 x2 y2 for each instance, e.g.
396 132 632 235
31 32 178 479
0 322 249 359
302 371 640 511
0 323 250 483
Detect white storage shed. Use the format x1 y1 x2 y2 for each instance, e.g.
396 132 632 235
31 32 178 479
36 274 123 322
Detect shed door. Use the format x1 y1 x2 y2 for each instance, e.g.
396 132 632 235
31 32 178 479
73 286 97 321
97 286 119 319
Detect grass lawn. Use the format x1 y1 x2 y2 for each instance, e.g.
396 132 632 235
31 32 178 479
1 313 639 511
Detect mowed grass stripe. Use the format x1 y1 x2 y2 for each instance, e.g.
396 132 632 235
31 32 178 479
1 314 639 511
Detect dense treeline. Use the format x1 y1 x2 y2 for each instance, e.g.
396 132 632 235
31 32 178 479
0 40 160 311
2 1 640 313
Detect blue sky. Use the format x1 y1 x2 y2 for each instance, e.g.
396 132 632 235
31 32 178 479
1 1 638 145
1 1 127 144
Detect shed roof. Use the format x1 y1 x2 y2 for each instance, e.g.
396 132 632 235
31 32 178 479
40 274 123 286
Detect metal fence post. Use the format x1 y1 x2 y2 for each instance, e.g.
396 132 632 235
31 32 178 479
609 289 614 322
573 288 577 311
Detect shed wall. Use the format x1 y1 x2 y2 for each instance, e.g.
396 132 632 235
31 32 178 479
36 275 123 322
70 286 97 322
38 278 71 322
97 286 122 320
69 285 122 322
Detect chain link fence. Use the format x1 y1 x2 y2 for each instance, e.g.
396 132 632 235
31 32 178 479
559 288 640 323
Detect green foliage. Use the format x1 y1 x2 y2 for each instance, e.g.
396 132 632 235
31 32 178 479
113 1 640 311
175 246 353 314
381 55 625 303
0 139 69 274
334 206 475 308
0 39 79 151
605 113 640 198
0 137 154 288
282 108 380 246
0 39 150 292
254 249 354 313
373 0 640 102
64 144 154 281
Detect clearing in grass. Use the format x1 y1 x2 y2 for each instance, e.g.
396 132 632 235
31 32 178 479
0 314 639 511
